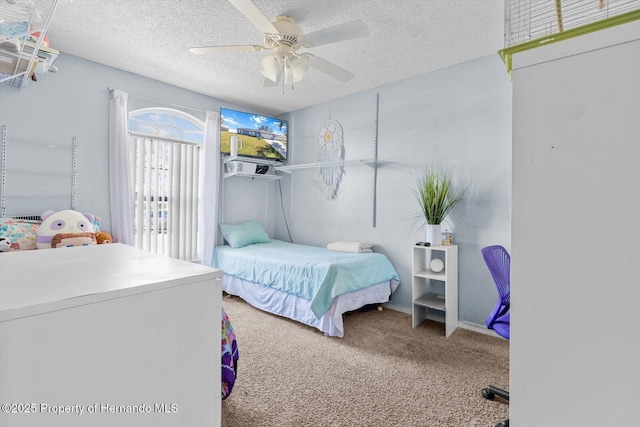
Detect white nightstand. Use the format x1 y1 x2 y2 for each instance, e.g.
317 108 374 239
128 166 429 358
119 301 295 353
412 244 458 337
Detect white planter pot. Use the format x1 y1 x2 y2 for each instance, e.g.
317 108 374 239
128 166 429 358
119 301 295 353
425 223 442 246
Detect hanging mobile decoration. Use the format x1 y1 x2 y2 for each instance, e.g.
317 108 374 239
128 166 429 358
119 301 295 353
316 119 344 200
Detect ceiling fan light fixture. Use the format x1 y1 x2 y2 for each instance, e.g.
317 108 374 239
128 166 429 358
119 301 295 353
288 55 309 82
260 53 282 82
191 1 369 88
283 56 306 86
281 54 310 86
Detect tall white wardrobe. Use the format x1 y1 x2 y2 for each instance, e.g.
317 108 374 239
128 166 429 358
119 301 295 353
510 19 640 426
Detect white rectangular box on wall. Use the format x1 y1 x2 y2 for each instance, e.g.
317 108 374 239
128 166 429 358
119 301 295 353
225 160 257 175
510 19 640 427
0 244 223 427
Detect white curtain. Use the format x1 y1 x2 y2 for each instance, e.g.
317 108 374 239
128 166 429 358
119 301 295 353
108 90 134 245
198 110 221 266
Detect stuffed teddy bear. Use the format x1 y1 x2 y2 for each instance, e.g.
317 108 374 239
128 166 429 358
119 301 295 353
0 236 11 252
95 231 113 244
36 210 96 249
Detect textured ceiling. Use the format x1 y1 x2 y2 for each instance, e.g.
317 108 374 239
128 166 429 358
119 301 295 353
47 0 506 115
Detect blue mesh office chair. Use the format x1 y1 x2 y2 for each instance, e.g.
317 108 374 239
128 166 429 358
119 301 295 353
481 245 510 427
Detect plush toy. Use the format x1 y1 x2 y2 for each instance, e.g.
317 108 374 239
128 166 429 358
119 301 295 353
95 231 113 244
0 236 11 252
36 210 96 249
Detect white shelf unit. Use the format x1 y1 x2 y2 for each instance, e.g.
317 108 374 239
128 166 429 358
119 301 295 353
223 171 281 180
0 0 59 89
412 244 458 337
274 158 387 174
222 155 281 180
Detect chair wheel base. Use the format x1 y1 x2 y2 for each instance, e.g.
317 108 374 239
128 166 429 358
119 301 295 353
495 419 509 427
482 385 509 401
482 387 495 400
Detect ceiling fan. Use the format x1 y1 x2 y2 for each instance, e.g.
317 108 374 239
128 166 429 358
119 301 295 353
190 0 369 88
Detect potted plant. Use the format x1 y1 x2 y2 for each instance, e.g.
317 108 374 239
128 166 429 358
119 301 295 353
414 165 468 245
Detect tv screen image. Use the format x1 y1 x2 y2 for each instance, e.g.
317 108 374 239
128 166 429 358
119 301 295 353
220 108 288 161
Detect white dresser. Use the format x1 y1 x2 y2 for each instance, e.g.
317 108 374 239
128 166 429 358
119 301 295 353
0 243 222 427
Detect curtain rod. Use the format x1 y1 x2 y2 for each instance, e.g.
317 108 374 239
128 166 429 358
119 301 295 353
107 87 209 114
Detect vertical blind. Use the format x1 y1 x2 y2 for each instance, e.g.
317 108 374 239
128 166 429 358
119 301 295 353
129 136 200 261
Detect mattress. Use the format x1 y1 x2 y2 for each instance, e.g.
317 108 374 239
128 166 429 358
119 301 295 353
213 239 400 318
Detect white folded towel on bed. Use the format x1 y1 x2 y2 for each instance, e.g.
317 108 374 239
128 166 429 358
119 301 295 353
327 241 374 253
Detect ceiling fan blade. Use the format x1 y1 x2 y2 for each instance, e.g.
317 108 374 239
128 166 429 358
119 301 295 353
228 0 279 34
299 20 369 48
190 45 266 55
305 54 354 83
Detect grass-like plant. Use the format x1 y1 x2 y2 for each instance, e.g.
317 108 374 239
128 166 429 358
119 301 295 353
414 165 468 225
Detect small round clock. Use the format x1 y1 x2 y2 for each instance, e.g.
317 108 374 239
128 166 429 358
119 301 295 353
316 120 344 154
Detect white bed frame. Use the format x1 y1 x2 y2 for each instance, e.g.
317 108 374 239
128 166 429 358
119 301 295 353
222 274 399 338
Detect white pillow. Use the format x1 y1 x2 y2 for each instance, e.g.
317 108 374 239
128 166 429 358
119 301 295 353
327 241 373 253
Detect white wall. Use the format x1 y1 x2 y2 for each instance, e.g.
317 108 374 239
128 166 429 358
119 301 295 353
266 54 513 325
511 21 640 425
1 51 513 327
0 53 248 233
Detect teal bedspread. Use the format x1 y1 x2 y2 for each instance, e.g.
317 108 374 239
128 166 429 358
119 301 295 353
213 240 399 318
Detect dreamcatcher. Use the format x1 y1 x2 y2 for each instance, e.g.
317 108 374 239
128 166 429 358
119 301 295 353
316 119 344 200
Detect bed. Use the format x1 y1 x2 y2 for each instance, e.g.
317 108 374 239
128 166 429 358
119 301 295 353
213 237 400 338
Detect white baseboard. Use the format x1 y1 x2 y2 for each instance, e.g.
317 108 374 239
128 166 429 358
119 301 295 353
381 303 410 314
458 321 503 338
381 303 503 338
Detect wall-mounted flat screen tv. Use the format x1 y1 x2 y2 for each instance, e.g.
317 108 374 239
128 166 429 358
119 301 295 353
220 107 288 162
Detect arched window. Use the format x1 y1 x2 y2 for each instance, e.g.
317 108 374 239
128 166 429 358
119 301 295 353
129 108 204 143
128 108 203 261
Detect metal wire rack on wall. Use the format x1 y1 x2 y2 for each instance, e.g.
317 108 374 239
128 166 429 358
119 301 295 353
505 0 640 47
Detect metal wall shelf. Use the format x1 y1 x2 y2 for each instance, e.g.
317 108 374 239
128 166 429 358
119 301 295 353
223 171 281 180
1 125 77 218
0 0 59 89
274 158 388 174
221 156 282 180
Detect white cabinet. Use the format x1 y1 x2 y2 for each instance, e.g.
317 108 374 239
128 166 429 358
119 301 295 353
0 244 222 427
412 244 458 337
509 20 640 427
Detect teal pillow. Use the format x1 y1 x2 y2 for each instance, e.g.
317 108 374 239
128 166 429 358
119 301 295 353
219 221 270 248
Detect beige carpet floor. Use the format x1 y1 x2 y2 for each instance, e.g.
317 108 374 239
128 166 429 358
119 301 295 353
221 294 509 427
